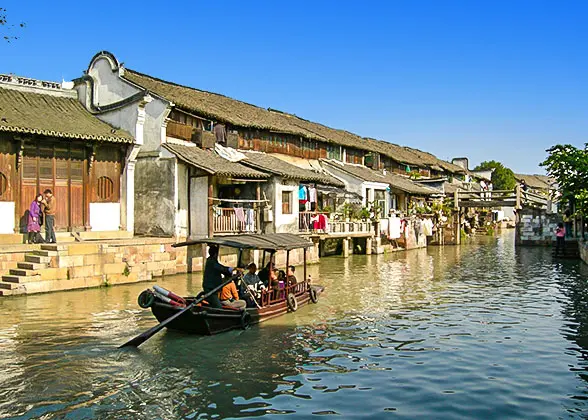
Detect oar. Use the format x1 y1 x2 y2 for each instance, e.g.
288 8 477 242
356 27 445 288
239 277 262 309
119 277 236 349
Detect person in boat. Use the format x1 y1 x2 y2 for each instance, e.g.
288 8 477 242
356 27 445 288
287 265 297 286
258 261 274 287
243 263 261 286
219 279 247 310
203 245 241 308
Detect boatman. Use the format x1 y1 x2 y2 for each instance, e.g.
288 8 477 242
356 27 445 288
203 245 241 308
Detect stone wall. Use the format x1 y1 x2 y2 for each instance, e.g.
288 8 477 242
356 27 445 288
134 157 176 236
515 208 560 246
580 241 588 265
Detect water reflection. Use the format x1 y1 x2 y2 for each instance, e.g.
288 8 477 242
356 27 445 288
1 231 588 418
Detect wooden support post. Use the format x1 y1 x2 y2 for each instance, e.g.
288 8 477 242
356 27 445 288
342 237 350 257
454 190 459 210
366 237 373 255
256 183 261 234
515 184 521 210
303 248 307 282
455 211 461 245
208 176 214 238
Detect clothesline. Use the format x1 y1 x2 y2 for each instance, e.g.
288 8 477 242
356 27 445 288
209 197 269 203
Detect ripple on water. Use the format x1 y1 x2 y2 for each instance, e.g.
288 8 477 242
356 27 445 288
0 235 588 418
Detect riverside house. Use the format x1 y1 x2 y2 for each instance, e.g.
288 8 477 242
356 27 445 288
77 51 466 247
0 74 135 244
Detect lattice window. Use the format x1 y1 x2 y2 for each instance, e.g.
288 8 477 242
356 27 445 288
0 172 7 197
282 191 292 215
97 176 114 200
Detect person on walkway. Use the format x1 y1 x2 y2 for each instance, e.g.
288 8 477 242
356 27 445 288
27 194 44 244
219 279 247 310
564 210 573 238
43 189 57 244
555 222 566 256
202 245 241 308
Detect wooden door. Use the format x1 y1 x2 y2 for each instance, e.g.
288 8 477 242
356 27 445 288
19 141 87 232
70 147 85 229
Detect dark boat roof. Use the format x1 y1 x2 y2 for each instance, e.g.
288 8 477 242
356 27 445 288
173 233 313 251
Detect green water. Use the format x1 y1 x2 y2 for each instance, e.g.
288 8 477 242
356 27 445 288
1 232 588 419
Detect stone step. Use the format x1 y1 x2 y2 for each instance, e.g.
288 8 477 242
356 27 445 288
0 282 18 290
25 255 50 264
41 244 68 252
9 268 37 277
34 250 60 257
17 261 46 270
2 274 41 283
0 289 13 296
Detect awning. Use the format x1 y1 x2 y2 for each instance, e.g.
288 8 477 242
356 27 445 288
173 233 313 251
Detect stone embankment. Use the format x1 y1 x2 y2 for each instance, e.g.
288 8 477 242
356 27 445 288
0 240 187 296
0 238 320 296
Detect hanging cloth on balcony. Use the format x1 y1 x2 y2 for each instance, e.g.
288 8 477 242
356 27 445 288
234 207 246 224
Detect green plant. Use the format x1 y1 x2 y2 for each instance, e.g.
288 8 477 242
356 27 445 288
460 228 467 240
341 202 353 219
322 205 333 214
357 207 371 220
123 265 130 277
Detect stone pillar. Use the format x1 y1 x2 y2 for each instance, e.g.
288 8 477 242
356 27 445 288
342 238 350 258
366 237 373 255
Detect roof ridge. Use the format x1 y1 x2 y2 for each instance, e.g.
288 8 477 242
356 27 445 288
125 68 278 113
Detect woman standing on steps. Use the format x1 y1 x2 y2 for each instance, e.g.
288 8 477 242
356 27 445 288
27 194 45 244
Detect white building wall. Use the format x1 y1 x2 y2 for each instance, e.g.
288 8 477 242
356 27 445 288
0 202 15 233
190 176 209 238
89 203 121 231
275 179 299 234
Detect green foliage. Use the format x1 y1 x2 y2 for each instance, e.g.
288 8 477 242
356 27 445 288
541 144 588 215
473 160 516 190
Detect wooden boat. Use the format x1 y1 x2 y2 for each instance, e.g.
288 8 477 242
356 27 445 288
138 233 324 335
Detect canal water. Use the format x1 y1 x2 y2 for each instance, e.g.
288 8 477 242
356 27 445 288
1 232 588 419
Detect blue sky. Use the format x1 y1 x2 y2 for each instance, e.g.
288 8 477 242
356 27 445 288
1 0 586 174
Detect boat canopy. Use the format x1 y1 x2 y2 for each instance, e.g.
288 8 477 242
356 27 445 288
173 233 313 251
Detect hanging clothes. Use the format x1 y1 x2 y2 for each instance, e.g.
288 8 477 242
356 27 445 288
299 185 307 201
234 207 246 224
389 216 402 239
308 186 317 203
305 201 311 212
423 219 434 236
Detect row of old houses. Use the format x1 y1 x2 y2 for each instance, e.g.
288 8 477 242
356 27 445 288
1 51 548 253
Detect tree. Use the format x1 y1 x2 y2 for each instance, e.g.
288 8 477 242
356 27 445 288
0 8 24 42
473 160 517 190
541 144 588 215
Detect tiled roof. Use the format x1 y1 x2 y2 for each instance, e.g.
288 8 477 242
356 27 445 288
322 161 437 195
515 173 553 190
0 86 133 143
242 152 344 186
122 68 463 174
162 143 269 178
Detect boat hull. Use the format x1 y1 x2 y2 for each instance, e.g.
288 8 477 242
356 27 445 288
150 285 323 335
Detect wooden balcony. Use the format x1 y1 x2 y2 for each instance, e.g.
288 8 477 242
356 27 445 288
166 120 194 142
213 207 258 234
299 211 374 237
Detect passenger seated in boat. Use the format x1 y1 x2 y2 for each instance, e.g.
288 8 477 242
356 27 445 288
287 265 297 286
219 279 247 310
243 263 261 286
258 262 274 287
